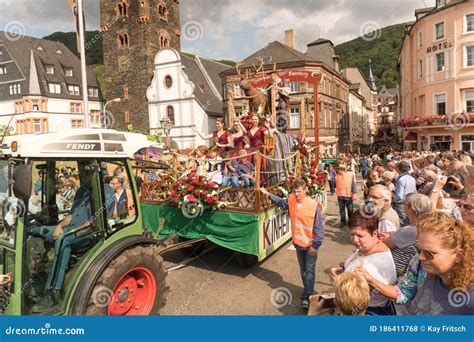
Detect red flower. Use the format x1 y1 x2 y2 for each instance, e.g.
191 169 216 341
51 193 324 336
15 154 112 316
203 190 209 196
203 184 209 188
212 196 218 202
209 182 217 188
193 180 202 186
205 198 212 204
195 190 201 197
199 176 204 181
187 195 196 203
187 185 195 192
307 183 312 188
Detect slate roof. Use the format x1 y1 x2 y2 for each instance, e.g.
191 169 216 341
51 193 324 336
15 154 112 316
307 38 334 47
180 53 229 117
0 31 100 102
239 41 312 67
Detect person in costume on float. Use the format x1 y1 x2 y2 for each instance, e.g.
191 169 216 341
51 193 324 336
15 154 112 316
193 117 231 156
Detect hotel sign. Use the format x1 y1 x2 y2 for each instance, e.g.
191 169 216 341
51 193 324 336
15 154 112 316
426 41 453 54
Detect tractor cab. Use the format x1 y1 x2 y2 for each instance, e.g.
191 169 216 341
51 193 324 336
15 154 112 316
0 129 162 315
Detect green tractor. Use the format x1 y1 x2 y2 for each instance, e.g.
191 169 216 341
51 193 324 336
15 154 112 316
0 129 179 315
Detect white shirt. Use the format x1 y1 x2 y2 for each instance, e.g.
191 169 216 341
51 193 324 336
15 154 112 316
391 225 417 249
344 250 397 307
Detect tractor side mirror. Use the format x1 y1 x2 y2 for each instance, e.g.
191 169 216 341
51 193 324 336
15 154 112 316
12 164 31 204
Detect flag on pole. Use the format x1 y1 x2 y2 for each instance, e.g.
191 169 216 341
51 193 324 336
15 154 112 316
66 0 85 53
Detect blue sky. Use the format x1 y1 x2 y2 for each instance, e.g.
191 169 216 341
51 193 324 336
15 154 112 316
0 0 434 61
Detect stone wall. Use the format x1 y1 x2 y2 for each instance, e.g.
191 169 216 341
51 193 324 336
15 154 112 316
101 0 181 133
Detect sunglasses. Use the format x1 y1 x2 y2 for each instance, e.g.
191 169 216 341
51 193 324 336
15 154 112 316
414 244 455 260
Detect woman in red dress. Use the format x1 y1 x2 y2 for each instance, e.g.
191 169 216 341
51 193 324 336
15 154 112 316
193 117 231 156
239 114 273 152
238 114 274 186
230 121 246 152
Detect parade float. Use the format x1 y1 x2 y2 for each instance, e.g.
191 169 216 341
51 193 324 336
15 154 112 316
138 63 328 267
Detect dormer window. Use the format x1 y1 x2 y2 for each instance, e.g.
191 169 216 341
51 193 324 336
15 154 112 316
64 68 73 77
0 66 6 75
56 49 63 55
45 65 54 74
88 87 99 97
67 85 80 96
263 56 272 63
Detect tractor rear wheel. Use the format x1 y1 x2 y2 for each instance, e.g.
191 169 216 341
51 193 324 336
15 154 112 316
85 245 168 315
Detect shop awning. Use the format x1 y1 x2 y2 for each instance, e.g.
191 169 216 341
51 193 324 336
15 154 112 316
405 132 418 142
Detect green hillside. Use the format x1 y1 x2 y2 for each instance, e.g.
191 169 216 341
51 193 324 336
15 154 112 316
43 31 103 65
335 23 406 89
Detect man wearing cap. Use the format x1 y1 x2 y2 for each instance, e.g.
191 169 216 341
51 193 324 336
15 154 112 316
335 163 357 227
393 161 416 226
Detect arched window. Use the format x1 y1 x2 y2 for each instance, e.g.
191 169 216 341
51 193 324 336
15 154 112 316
159 35 170 48
116 0 128 17
167 106 175 125
117 33 130 48
158 2 168 21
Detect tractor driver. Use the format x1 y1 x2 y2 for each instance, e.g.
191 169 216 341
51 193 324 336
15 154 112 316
30 164 96 313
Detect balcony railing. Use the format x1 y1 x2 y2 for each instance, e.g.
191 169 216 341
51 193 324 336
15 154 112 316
398 113 474 128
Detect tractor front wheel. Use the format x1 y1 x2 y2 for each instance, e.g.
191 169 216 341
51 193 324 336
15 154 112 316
85 245 168 315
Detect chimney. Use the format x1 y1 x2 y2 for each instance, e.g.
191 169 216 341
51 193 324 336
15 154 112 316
333 55 340 72
285 29 294 49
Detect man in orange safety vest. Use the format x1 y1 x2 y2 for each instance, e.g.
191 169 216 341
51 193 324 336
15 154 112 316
260 178 324 310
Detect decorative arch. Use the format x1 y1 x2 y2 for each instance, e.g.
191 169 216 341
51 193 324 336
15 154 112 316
167 105 175 125
117 33 130 48
115 0 129 17
157 1 169 21
158 30 170 48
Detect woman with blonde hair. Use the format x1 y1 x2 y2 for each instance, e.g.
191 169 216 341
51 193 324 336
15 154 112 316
308 272 371 316
358 212 474 315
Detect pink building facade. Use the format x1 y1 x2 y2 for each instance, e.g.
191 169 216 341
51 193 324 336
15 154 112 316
400 0 474 152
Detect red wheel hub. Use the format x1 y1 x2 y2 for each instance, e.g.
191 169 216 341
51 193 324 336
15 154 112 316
108 267 156 316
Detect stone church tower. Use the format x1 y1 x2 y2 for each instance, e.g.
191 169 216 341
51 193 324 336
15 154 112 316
100 0 181 132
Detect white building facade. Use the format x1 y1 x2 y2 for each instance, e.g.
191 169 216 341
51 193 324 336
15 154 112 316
147 48 228 149
0 32 102 135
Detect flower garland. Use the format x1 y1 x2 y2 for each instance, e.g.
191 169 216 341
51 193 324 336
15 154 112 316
173 172 230 217
278 170 327 198
292 136 311 157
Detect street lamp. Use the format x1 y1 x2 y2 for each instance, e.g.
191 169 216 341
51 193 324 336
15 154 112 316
160 116 174 150
103 98 121 128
